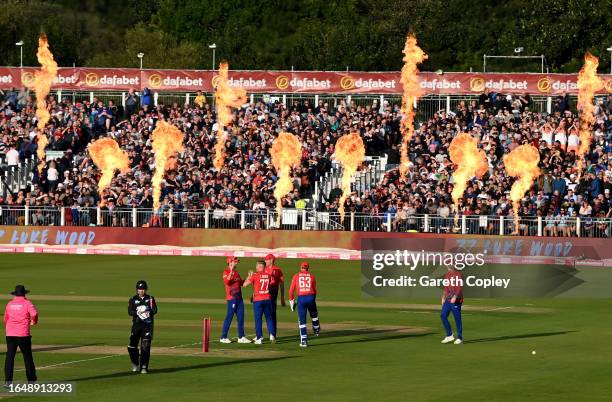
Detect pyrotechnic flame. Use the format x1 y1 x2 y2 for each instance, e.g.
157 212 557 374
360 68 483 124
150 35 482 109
29 34 58 173
213 61 247 171
88 138 130 194
151 121 185 210
576 52 604 174
503 145 540 233
449 133 488 226
334 132 366 221
270 132 302 225
399 34 427 180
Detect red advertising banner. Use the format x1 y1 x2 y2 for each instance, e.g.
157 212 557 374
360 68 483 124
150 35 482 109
0 67 611 95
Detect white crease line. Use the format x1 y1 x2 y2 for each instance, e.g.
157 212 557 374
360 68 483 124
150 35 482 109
169 342 202 349
18 354 121 371
485 306 513 312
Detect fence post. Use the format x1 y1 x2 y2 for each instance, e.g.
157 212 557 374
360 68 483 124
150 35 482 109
121 92 126 107
499 216 504 236
89 92 94 103
60 207 65 226
537 216 543 236
240 210 246 229
461 215 467 234
204 209 210 229
386 213 392 232
169 208 173 228
24 205 29 226
446 95 451 113
57 89 62 101
379 95 384 109
350 212 355 231
576 217 581 237
315 94 319 106
185 93 190 105
282 94 286 106
546 96 552 114
249 94 254 104
347 95 351 106
132 208 137 227
301 209 307 230
265 209 270 229
96 207 101 226
153 92 159 107
424 214 430 233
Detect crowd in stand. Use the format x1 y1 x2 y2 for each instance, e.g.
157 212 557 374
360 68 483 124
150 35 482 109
0 85 611 235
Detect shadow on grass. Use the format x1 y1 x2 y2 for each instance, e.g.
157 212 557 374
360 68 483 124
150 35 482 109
67 356 300 382
306 332 433 347
275 327 432 345
0 343 104 356
463 330 577 344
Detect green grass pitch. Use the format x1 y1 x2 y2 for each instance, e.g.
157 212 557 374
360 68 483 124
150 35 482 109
0 254 609 401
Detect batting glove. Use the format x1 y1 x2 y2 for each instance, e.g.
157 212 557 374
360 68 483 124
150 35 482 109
289 300 295 311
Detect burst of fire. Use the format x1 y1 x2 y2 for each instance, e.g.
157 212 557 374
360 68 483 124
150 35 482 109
29 34 58 173
213 61 247 171
151 121 185 210
449 133 488 226
270 132 302 224
88 138 130 193
503 144 540 232
334 132 366 221
399 34 427 180
576 52 604 174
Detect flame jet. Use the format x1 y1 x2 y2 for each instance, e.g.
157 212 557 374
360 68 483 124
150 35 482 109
270 132 302 225
504 145 540 233
334 132 366 221
449 133 488 226
151 121 185 210
399 34 427 180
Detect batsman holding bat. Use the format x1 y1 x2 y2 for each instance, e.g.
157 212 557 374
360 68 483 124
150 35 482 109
127 280 158 374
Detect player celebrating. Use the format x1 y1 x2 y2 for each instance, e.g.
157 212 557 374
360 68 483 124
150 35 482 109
127 280 158 373
264 254 285 334
242 260 276 344
440 265 463 345
288 262 320 348
220 257 250 344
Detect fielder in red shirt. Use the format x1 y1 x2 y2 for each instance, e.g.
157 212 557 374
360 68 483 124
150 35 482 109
220 257 250 344
440 265 463 345
264 254 285 334
288 261 319 347
242 260 276 344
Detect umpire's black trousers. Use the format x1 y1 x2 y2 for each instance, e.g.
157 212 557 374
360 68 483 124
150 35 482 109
5 336 37 382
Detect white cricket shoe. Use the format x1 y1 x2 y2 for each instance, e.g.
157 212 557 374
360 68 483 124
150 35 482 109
254 338 263 345
252 336 259 342
441 336 455 344
299 341 308 348
140 368 148 374
269 335 276 343
219 338 232 344
454 339 463 345
131 364 139 372
237 337 251 344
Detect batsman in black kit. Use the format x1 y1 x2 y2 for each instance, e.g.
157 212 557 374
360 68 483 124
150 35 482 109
127 280 157 374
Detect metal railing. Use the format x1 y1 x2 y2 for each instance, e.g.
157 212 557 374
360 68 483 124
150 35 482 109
1 207 610 238
0 156 35 198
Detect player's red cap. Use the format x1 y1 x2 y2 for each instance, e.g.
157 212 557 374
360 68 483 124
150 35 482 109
226 256 239 264
264 253 275 261
300 261 310 270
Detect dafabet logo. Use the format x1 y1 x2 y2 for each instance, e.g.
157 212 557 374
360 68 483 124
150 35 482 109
469 77 485 92
148 74 163 88
21 72 35 86
537 77 552 93
340 75 355 90
275 75 289 90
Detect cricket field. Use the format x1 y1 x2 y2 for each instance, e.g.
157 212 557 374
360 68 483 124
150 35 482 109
0 254 610 401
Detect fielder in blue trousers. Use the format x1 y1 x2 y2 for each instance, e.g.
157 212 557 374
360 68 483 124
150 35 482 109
440 266 464 344
289 262 319 347
243 260 276 344
220 257 250 344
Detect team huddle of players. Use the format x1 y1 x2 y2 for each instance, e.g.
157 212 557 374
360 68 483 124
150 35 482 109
221 254 319 347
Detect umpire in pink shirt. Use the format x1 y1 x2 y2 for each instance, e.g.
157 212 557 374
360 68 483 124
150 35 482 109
4 285 38 384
